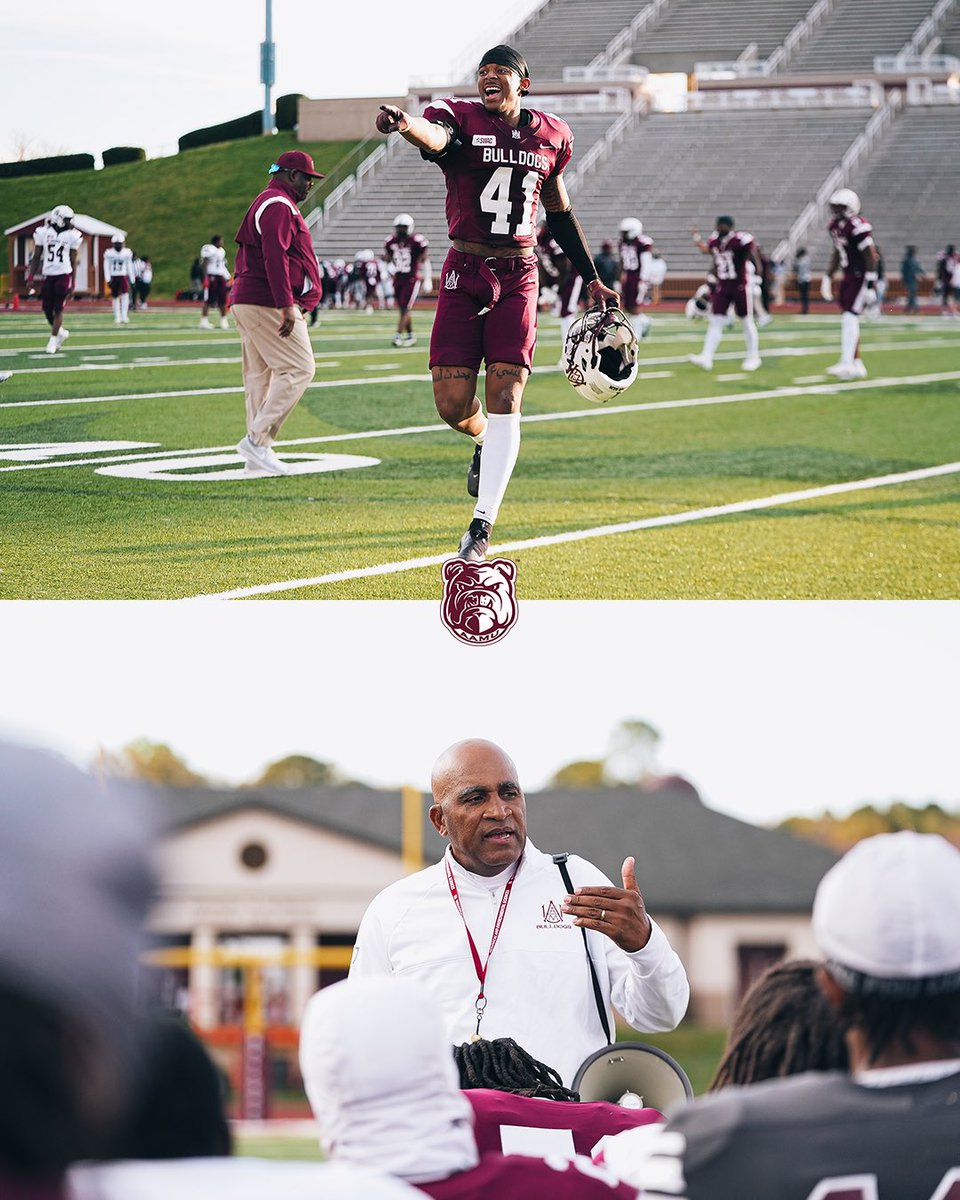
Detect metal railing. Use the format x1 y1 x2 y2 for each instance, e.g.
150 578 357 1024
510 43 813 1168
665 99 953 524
565 92 650 192
562 64 648 82
687 82 881 110
874 52 960 72
764 0 836 74
897 0 959 58
772 89 902 262
305 134 403 235
588 0 670 70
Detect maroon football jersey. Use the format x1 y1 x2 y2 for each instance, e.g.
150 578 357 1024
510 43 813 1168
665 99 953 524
707 230 755 286
417 1151 638 1200
829 214 875 278
384 232 429 277
465 1089 662 1160
619 236 653 277
420 98 574 248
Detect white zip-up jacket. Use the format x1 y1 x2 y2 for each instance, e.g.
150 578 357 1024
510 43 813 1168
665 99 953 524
350 838 689 1087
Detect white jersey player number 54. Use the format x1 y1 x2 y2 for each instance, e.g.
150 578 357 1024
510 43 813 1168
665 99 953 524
479 167 538 237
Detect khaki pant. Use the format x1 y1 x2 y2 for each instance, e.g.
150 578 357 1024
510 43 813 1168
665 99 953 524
232 303 316 445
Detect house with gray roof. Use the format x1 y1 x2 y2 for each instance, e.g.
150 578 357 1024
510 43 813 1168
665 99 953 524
141 775 837 1031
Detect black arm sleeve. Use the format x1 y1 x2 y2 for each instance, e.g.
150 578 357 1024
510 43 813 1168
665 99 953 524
545 208 598 284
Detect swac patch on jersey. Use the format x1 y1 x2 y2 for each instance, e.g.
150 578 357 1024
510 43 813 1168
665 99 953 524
472 135 496 147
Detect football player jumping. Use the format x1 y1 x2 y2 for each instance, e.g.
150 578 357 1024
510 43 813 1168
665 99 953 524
27 205 83 355
689 216 762 372
383 214 431 347
376 45 619 562
820 188 877 380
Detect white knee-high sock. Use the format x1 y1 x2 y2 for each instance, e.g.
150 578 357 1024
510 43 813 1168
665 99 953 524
120 292 130 320
631 313 650 339
703 315 725 361
841 311 859 363
112 297 121 321
560 314 576 347
742 316 759 358
473 411 521 526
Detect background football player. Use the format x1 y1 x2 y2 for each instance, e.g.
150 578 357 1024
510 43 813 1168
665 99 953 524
103 232 136 324
820 188 877 380
27 204 83 355
689 216 762 372
198 234 231 330
618 218 653 341
375 44 618 562
383 214 431 346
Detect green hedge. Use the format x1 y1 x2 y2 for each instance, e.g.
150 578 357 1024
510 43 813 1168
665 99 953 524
178 111 262 152
0 153 95 179
103 146 146 167
275 93 303 131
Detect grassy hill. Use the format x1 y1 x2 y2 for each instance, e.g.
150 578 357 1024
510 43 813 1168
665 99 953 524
0 137 361 298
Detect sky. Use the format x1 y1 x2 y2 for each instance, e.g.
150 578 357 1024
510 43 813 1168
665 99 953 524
3 0 543 161
3 601 955 827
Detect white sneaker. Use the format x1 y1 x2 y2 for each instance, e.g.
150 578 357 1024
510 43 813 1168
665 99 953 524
122 317 130 324
688 353 713 370
392 333 405 347
236 435 288 476
219 317 229 330
742 356 761 372
403 333 416 346
848 359 867 379
199 317 213 330
756 313 773 329
45 336 58 354
242 462 270 478
56 328 69 348
825 361 851 378
0 371 12 383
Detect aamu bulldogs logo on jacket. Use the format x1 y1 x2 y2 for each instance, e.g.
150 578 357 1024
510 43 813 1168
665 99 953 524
440 558 519 646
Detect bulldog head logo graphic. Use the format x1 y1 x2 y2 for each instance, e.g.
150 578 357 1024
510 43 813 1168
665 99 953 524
440 558 519 646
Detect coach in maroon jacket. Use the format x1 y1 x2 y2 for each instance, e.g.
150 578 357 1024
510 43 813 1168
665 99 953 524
232 150 324 477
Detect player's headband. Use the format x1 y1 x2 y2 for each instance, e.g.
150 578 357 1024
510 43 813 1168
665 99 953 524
478 45 529 82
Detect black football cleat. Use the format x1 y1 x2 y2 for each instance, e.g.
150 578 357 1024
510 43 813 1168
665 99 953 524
457 518 491 562
466 444 482 497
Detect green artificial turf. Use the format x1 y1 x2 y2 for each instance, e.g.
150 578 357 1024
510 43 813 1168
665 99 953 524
0 309 957 599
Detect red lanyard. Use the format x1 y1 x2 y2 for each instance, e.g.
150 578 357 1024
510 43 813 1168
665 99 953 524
445 856 521 1036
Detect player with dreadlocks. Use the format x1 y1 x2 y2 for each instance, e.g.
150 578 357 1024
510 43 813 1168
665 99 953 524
596 832 960 1200
455 1036 662 1158
708 959 848 1090
455 1037 579 1100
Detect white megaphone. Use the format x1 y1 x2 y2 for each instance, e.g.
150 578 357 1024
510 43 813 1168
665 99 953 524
572 1043 693 1115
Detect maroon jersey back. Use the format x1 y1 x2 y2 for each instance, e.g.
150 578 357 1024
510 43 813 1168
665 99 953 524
829 214 874 277
420 98 573 248
465 1089 662 1160
384 232 429 276
708 230 755 285
619 236 653 276
417 1150 638 1200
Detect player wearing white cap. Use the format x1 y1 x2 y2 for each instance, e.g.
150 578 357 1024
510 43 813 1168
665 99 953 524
597 831 960 1199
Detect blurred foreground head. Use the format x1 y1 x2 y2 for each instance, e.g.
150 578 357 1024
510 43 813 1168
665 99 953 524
299 976 478 1182
0 740 155 1180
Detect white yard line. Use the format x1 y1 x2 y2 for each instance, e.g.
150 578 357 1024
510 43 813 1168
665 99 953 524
2 370 958 473
187 460 960 600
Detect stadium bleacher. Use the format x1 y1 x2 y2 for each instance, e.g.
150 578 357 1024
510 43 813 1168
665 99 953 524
627 0 813 75
576 107 875 273
501 0 649 80
785 0 940 74
936 5 960 57
804 104 960 274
